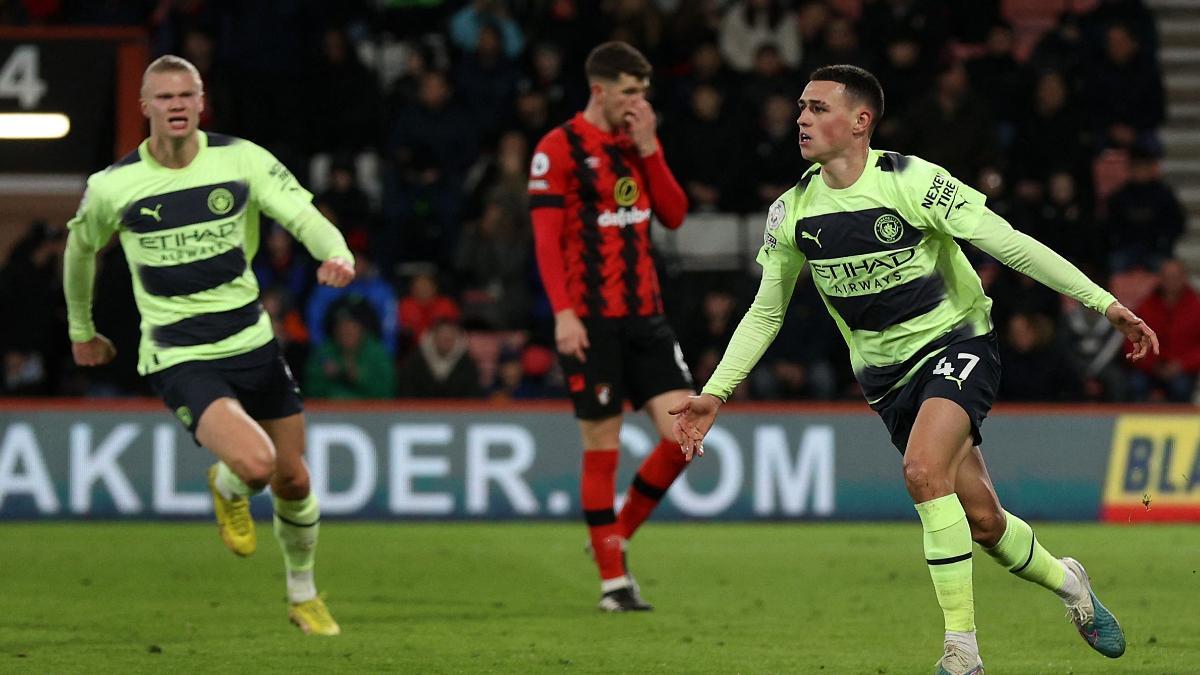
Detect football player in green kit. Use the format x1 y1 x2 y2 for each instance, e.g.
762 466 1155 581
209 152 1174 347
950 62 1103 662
671 65 1159 674
64 56 353 635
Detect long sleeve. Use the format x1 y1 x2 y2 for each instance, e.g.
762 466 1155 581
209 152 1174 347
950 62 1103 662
967 208 1116 314
63 230 101 342
531 206 572 313
640 148 688 229
700 261 800 401
701 197 807 401
62 179 118 343
278 205 354 264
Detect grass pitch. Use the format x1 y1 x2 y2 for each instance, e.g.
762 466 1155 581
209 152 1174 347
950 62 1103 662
1 522 1196 673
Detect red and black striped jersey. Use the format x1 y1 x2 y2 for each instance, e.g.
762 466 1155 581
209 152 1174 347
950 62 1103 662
529 112 687 319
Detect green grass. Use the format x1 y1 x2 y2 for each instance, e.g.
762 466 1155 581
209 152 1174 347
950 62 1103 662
0 522 1196 674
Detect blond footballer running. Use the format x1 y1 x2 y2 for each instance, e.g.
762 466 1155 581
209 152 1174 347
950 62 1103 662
64 56 354 635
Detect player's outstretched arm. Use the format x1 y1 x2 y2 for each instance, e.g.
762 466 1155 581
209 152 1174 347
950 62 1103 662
316 257 355 288
669 393 722 461
72 335 116 367
1104 301 1160 362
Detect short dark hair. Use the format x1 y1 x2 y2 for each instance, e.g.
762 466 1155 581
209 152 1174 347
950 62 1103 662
809 64 885 134
585 41 652 82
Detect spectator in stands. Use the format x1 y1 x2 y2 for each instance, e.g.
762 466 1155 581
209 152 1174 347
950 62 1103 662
489 344 561 400
999 312 1082 401
801 14 874 76
397 317 484 398
603 0 667 63
254 223 313 306
666 42 734 120
967 22 1028 145
1130 260 1200 402
509 87 554 147
385 70 477 264
1084 22 1165 152
516 42 586 125
455 22 520 139
662 0 723 68
465 129 529 221
305 309 395 399
858 0 949 66
680 288 740 386
871 31 932 146
745 93 810 210
795 1 833 57
663 83 742 212
0 221 67 395
1061 296 1129 401
1106 145 1185 273
398 271 462 349
1011 70 1090 185
1028 171 1097 271
450 0 525 59
895 60 998 184
315 156 373 253
306 250 399 354
306 27 380 156
719 0 801 73
262 285 310 384
739 43 799 114
454 196 533 330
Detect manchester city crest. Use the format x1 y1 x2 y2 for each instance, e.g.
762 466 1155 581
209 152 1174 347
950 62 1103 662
873 214 904 244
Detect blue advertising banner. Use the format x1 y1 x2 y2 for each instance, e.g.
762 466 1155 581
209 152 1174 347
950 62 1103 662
0 401 1174 521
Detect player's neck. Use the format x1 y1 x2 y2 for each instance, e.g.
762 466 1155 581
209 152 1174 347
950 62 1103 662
818 146 869 190
582 103 615 134
147 132 200 169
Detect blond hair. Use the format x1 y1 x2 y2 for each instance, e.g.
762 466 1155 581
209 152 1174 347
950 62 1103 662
141 55 203 97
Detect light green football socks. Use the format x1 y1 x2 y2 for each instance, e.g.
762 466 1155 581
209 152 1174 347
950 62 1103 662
983 510 1075 599
916 493 976 632
273 492 320 603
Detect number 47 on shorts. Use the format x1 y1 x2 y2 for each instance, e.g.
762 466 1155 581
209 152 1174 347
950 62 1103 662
932 353 980 390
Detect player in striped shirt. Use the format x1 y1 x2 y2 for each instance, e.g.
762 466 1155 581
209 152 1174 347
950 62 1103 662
529 41 694 612
671 65 1158 673
64 55 353 635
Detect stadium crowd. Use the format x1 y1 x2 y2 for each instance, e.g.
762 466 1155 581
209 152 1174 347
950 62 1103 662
1 0 1195 404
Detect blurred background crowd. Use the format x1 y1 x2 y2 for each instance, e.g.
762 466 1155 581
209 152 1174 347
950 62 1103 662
2 0 1196 405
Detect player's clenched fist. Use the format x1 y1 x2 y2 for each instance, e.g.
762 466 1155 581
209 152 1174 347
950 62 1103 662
72 334 117 367
317 257 355 287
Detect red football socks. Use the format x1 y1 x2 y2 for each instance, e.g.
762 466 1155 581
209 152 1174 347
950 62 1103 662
581 449 624 580
618 437 689 539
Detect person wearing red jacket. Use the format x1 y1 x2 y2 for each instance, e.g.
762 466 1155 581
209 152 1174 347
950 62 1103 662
1131 259 1200 401
529 41 692 612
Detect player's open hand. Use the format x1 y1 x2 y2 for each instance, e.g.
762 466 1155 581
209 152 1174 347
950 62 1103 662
1105 301 1159 362
624 99 659 157
317 257 355 288
669 393 722 461
72 334 116 367
554 309 589 362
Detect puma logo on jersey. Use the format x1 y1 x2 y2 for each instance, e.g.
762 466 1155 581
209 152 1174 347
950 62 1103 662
801 228 822 248
944 375 965 390
140 204 163 222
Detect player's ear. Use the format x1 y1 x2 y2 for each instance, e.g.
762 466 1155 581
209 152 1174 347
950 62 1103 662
854 108 872 135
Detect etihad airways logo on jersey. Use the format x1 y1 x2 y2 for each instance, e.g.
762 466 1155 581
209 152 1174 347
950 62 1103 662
597 207 651 228
810 248 917 293
137 221 237 250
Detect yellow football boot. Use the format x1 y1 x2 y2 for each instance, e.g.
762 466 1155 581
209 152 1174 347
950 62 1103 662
288 594 341 636
207 464 256 556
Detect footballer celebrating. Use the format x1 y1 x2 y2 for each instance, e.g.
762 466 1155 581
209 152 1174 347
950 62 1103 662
63 56 353 635
671 65 1158 673
529 41 693 612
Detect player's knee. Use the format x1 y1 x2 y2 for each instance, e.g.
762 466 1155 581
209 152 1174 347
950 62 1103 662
968 508 1006 547
901 455 935 490
273 469 310 500
232 450 274 489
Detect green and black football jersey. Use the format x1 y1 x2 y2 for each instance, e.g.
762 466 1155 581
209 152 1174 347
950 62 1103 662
64 131 352 374
704 149 1116 404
